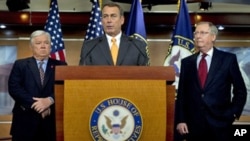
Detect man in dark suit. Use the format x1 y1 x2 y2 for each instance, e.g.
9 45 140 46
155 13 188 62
175 21 247 141
79 2 149 66
8 30 67 141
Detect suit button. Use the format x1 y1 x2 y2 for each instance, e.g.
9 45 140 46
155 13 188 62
201 94 205 98
20 106 26 111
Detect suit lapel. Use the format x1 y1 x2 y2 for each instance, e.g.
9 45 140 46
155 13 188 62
116 34 129 65
191 53 202 87
99 36 113 65
204 48 222 89
43 59 53 87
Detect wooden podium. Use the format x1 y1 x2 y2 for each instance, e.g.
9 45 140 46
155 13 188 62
55 66 175 141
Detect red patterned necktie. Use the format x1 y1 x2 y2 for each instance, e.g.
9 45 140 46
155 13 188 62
39 61 45 85
198 54 207 88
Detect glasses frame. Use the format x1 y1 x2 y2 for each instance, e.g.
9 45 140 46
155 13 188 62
193 31 210 36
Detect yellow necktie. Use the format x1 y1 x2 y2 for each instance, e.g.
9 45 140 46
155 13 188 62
111 38 118 65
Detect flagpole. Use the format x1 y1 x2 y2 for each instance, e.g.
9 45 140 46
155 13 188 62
99 0 102 8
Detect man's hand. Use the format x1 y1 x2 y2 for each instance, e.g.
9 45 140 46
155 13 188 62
176 122 189 135
41 108 51 118
31 97 53 113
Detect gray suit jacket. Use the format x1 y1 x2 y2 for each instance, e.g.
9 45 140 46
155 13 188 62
79 34 149 66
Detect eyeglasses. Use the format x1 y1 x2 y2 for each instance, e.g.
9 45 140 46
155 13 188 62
193 31 210 36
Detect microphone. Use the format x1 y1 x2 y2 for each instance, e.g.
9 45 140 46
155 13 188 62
80 37 103 65
128 37 148 59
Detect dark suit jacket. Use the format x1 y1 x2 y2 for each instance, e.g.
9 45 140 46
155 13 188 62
79 34 149 66
175 47 247 128
8 57 67 140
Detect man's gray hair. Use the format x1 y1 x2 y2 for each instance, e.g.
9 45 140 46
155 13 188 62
196 21 218 36
30 30 51 44
102 2 124 16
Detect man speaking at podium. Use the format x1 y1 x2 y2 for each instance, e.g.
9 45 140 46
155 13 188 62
79 2 149 66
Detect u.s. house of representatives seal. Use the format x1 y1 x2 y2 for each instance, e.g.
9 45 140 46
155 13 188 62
90 97 143 141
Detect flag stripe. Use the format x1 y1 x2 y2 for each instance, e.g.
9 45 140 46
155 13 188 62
57 50 65 61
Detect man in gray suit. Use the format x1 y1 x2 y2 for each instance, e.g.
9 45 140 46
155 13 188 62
175 21 247 141
79 2 149 66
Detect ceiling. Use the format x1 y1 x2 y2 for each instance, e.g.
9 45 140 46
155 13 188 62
0 0 249 31
0 0 250 13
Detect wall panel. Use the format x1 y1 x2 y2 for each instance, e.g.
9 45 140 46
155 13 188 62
1 28 250 139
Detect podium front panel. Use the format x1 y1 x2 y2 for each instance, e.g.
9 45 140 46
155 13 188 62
63 80 167 141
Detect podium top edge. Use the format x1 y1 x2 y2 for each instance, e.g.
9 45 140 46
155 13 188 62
55 66 175 81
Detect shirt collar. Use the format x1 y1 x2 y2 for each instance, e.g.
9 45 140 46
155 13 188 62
36 59 48 64
199 47 214 58
106 32 122 42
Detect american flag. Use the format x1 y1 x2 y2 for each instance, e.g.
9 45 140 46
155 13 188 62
85 0 103 40
44 0 66 62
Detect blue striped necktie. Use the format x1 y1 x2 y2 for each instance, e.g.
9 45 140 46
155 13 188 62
39 61 45 85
